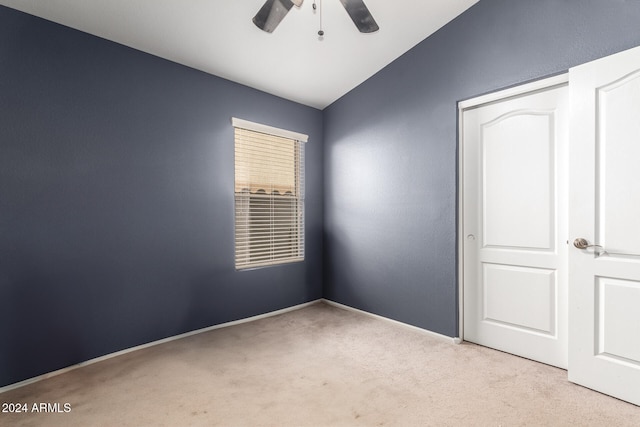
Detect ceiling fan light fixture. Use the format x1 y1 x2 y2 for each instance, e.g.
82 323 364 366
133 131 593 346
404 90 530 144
253 0 378 35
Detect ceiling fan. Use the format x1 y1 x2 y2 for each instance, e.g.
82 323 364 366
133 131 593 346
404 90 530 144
253 0 379 35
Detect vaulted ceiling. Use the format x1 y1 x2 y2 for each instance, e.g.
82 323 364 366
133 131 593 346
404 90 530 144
0 0 479 109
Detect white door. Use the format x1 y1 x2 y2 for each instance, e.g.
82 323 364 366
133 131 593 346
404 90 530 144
461 76 569 368
568 45 640 406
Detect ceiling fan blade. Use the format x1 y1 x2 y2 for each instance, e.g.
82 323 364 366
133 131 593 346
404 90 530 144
253 0 295 33
338 0 379 33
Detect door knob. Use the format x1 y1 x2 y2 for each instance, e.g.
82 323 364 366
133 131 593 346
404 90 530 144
573 238 603 250
573 238 589 249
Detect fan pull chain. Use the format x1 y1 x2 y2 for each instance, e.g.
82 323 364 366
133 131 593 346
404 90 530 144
313 0 324 37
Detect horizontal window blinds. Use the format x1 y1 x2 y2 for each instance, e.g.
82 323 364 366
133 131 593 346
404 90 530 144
234 121 306 269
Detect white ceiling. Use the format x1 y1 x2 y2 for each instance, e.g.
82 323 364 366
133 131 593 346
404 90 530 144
0 0 478 109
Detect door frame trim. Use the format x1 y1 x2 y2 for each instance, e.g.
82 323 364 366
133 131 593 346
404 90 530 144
456 73 569 341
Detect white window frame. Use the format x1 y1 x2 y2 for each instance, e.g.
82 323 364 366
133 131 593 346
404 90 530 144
232 118 307 270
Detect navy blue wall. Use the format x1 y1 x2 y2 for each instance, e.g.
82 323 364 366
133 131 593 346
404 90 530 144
323 0 640 336
0 6 323 387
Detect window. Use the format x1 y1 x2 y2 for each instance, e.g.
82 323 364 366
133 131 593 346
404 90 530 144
232 118 307 269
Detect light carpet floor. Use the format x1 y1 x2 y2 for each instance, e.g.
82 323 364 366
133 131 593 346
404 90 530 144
1 302 638 426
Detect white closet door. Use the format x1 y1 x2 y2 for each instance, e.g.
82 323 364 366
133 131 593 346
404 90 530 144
568 45 640 406
462 76 569 368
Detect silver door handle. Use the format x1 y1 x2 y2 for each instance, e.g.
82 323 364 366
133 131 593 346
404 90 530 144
573 238 603 250
574 238 640 258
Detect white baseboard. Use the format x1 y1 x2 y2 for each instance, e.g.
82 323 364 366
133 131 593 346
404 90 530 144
0 299 322 395
322 299 461 344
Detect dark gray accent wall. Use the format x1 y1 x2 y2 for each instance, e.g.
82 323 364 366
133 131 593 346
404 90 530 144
0 6 323 387
323 0 640 336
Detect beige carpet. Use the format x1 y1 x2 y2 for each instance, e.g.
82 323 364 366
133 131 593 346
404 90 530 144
1 302 638 426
